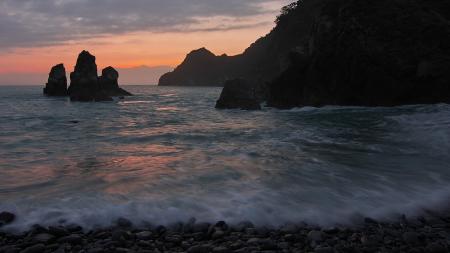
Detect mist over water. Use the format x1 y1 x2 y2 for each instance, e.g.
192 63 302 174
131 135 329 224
0 86 449 231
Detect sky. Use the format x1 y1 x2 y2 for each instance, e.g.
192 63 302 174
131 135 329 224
0 0 293 85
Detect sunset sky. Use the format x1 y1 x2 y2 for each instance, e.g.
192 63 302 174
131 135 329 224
0 0 293 85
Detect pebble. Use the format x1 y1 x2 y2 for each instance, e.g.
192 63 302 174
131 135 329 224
19 244 46 253
187 244 213 253
0 212 449 253
57 234 83 244
425 242 448 253
48 226 70 237
315 246 334 253
135 231 152 240
308 230 324 242
33 233 55 243
402 231 420 245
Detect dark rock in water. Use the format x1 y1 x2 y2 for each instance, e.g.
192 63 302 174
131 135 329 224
45 50 131 101
268 0 450 108
99 66 119 90
68 50 110 102
99 67 132 97
216 79 264 110
0 211 15 226
43 64 68 96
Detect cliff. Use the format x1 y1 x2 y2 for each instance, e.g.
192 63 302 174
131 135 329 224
160 0 450 109
267 0 450 108
157 3 317 87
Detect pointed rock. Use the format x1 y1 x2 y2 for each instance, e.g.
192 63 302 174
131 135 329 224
43 64 68 96
68 50 112 101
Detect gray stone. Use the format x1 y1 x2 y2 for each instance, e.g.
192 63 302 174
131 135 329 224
308 230 324 243
57 234 83 245
425 242 448 253
19 244 46 253
136 231 152 240
33 233 55 243
402 231 420 245
187 244 213 253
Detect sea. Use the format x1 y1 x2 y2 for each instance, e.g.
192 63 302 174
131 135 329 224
0 85 449 231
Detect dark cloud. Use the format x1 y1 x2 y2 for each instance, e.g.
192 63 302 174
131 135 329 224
0 0 289 49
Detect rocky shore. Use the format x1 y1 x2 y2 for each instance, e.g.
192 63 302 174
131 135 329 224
1 211 449 253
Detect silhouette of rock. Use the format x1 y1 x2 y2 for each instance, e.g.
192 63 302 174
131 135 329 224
267 0 450 108
158 1 318 88
99 66 132 96
68 50 110 101
159 48 231 86
43 64 68 96
99 66 119 89
215 79 264 110
65 51 131 101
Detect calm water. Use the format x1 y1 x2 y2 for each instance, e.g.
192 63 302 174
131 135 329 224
0 85 450 231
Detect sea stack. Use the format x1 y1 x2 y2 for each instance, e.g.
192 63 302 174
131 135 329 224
43 64 68 96
99 66 132 96
68 50 112 101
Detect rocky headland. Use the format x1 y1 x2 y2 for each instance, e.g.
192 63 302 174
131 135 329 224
44 51 132 102
160 0 450 110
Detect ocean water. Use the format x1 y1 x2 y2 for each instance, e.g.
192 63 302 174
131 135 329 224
0 85 449 231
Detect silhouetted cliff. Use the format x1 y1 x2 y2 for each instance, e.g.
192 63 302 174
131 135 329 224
158 4 315 87
267 0 450 108
160 0 450 109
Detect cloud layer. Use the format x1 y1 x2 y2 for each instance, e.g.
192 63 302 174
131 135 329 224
0 0 288 49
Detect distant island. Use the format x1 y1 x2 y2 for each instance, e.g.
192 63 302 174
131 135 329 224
160 0 450 110
44 50 132 102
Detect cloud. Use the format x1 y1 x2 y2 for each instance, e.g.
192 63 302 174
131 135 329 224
0 0 290 49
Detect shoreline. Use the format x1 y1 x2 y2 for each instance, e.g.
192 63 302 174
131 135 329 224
1 211 449 253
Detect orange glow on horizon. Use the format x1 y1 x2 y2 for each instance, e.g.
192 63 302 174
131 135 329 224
0 23 273 75
0 1 292 85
